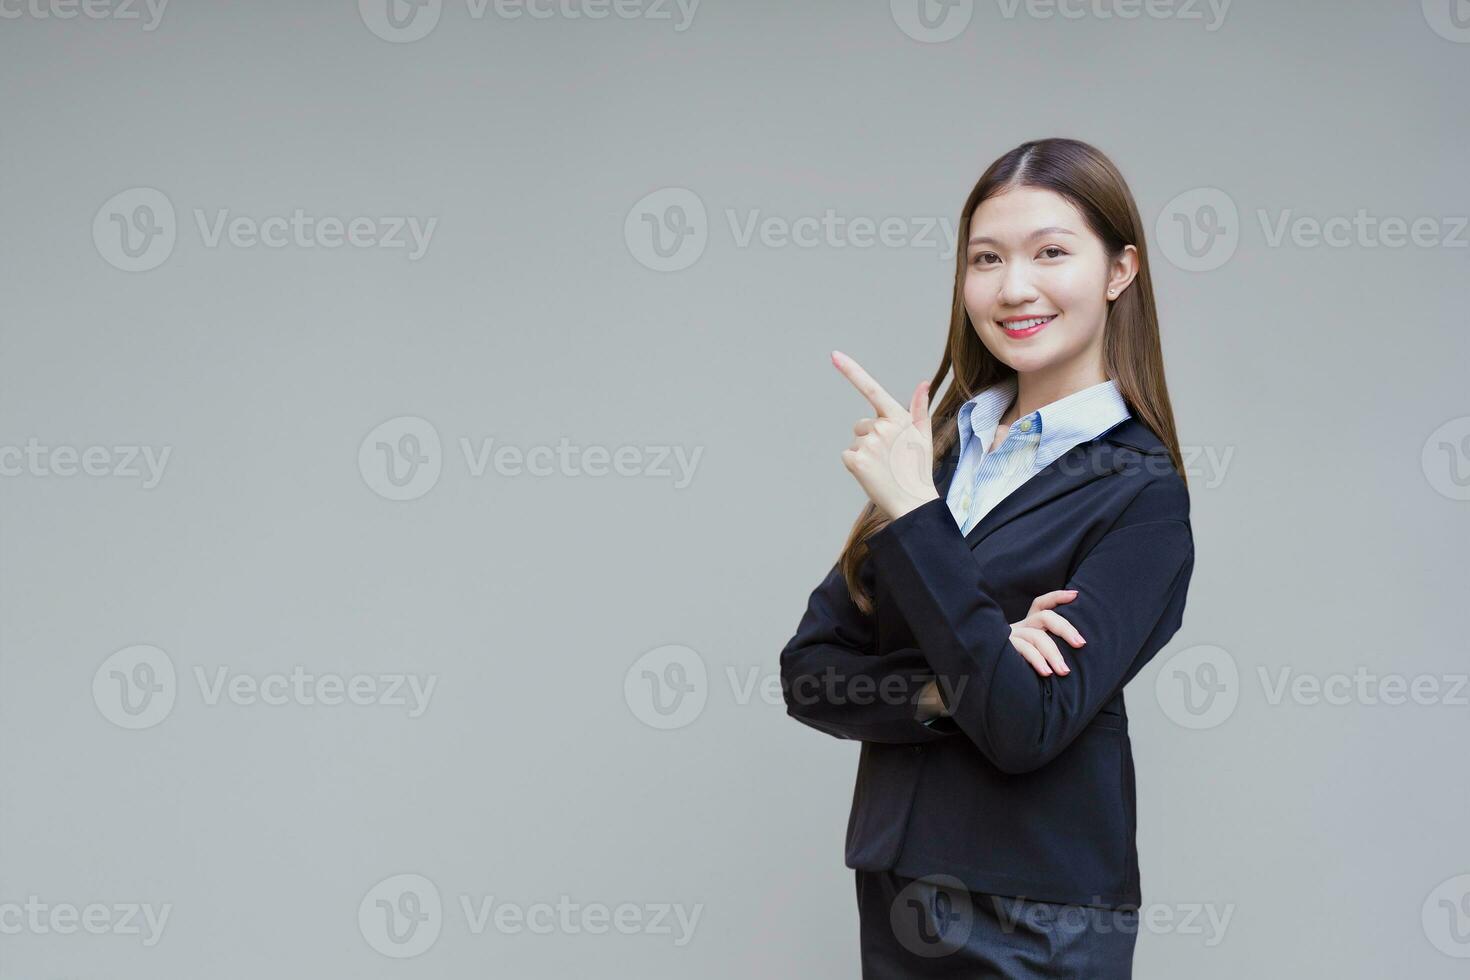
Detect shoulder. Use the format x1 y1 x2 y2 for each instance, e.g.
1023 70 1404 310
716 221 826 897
1100 417 1191 527
1115 468 1191 527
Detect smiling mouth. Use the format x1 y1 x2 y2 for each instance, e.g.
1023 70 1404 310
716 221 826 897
999 314 1057 337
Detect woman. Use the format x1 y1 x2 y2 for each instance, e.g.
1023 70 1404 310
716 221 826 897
779 137 1195 978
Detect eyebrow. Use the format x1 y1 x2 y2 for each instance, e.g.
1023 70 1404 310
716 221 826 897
968 226 1079 247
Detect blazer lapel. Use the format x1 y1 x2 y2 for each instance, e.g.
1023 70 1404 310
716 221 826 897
949 415 1156 552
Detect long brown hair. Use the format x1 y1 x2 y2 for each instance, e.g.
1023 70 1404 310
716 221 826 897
838 137 1186 614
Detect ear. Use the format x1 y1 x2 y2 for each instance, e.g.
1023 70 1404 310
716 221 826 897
1107 243 1140 298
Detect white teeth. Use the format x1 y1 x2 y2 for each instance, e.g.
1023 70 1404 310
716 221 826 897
1003 315 1055 330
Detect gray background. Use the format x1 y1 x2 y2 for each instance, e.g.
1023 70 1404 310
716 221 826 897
3 0 1468 976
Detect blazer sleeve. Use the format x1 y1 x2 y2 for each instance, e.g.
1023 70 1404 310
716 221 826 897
779 559 957 744
864 476 1196 773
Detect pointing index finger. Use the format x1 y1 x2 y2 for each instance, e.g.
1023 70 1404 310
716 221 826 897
831 350 906 418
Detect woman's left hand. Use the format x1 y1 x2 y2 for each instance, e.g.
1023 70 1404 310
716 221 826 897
831 350 940 521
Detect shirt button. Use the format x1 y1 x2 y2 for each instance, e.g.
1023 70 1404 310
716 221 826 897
960 494 971 509
1019 419 1032 432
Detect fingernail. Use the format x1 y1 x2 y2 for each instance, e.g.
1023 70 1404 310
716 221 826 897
1059 664 1070 674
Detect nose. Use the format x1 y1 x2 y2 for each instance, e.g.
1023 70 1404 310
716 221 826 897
997 262 1039 309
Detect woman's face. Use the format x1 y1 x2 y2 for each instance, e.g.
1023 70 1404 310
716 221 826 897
963 186 1134 378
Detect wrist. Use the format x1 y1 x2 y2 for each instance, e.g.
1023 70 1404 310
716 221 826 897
914 677 945 721
886 490 941 522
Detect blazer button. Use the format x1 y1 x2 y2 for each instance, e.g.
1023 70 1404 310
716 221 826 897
911 746 922 754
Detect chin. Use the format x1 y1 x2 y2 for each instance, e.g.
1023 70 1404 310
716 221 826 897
1003 352 1058 374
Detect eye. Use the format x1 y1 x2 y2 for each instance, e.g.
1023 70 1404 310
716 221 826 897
1039 246 1067 259
970 252 999 266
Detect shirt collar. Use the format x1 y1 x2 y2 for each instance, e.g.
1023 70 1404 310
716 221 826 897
956 376 1131 470
956 375 1018 461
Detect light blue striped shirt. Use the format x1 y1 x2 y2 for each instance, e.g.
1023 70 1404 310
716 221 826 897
945 376 1131 535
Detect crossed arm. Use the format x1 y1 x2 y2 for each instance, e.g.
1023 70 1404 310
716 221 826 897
781 477 1195 771
778 558 955 745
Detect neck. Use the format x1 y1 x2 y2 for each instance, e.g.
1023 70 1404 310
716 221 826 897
1000 360 1108 427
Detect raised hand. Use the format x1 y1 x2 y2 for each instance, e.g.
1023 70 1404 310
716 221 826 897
830 350 939 521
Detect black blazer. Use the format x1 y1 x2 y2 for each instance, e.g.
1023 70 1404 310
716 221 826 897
779 414 1195 908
